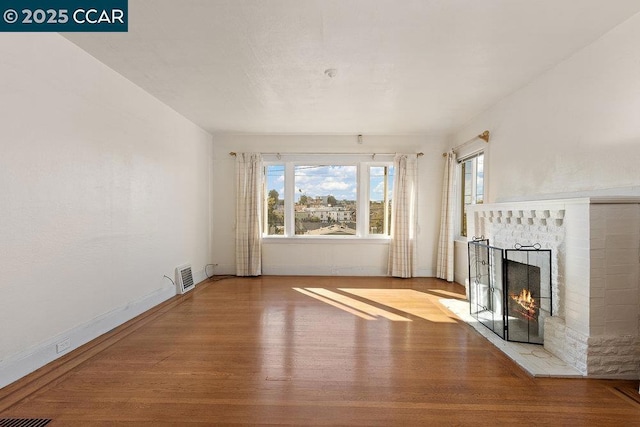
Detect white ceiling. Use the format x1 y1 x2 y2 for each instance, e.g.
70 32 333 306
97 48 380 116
62 1 640 136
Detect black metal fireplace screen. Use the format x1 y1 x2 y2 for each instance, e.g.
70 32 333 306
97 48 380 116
468 239 552 344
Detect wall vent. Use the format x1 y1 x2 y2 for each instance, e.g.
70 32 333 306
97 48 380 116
176 264 195 294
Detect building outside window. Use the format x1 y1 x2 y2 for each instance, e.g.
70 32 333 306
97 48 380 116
264 156 394 238
294 165 357 235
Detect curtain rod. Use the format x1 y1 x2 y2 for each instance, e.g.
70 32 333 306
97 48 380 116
442 130 490 157
229 151 424 157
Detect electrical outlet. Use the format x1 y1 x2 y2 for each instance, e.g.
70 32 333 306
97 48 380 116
56 338 71 354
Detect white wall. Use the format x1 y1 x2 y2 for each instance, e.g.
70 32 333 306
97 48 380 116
448 14 640 381
211 135 445 276
0 34 213 387
451 13 640 286
454 12 640 203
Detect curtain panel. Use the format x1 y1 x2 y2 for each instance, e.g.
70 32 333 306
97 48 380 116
235 153 263 276
388 154 418 278
436 151 456 281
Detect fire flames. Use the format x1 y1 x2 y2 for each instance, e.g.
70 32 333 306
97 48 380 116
511 289 537 320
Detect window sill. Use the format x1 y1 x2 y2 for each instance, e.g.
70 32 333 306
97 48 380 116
262 236 391 244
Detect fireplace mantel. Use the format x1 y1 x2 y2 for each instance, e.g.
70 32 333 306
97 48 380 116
467 197 640 379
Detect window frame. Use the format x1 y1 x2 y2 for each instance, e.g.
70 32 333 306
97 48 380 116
367 164 394 236
263 154 394 240
458 151 484 238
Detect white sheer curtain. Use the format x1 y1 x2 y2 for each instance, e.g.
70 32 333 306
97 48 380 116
388 154 418 278
235 153 263 276
436 151 457 281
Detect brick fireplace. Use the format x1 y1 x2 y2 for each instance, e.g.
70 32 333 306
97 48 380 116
467 197 640 379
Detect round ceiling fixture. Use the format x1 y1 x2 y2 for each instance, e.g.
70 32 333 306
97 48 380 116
324 68 337 78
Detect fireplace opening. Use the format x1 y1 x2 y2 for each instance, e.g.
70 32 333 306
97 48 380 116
468 240 552 345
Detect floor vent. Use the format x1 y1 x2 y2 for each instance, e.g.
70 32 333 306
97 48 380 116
0 419 52 427
176 264 195 294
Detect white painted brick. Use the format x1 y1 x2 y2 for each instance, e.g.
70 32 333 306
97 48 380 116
605 289 639 305
590 306 606 328
575 362 588 374
566 256 589 276
585 334 640 378
605 248 639 265
590 231 606 243
590 237 606 249
566 238 590 251
469 199 640 379
605 265 639 277
605 234 640 249
605 321 638 336
565 292 589 309
590 284 605 298
590 262 605 280
618 345 638 356
605 205 639 220
617 365 640 375
606 221 638 235
566 325 588 342
565 281 589 299
605 273 638 290
590 248 605 260
590 221 605 236
605 305 639 322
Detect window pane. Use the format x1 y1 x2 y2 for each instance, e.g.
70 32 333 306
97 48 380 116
369 166 385 234
463 159 473 205
476 154 484 204
369 165 394 235
265 165 285 235
460 153 484 237
294 165 357 236
387 166 394 235
461 159 473 237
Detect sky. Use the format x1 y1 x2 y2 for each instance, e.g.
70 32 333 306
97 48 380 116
266 165 393 202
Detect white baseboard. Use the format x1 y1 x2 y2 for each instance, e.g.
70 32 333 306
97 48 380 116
217 264 435 277
415 268 435 278
0 269 212 389
262 264 388 276
0 284 178 389
192 267 207 286
213 264 236 276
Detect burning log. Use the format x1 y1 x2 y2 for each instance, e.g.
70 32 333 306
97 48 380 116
511 289 537 320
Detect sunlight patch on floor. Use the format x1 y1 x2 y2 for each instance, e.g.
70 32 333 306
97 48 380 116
339 289 457 323
293 287 458 323
293 287 376 320
293 288 411 321
306 288 412 321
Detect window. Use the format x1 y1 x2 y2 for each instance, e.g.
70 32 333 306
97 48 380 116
369 166 394 235
460 152 484 237
264 156 394 238
294 165 357 235
265 165 285 235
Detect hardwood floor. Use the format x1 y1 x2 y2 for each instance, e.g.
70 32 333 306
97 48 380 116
1 276 638 425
